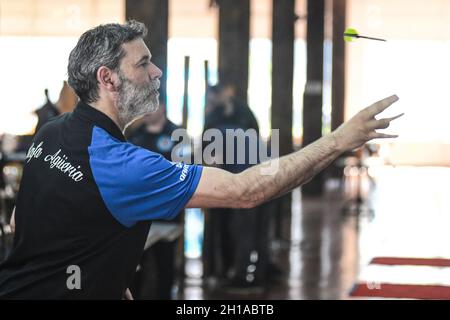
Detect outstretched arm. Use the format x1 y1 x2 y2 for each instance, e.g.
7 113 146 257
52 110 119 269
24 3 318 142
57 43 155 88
187 95 402 209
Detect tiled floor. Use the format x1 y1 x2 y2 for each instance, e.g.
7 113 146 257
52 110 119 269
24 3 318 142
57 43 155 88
179 165 450 300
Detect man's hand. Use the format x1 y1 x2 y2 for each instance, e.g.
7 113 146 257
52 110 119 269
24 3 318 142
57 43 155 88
332 94 402 152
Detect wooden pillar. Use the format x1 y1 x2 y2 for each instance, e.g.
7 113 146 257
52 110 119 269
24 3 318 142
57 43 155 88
331 0 346 131
126 0 169 106
302 0 325 196
272 0 296 241
182 56 190 129
204 60 210 119
217 0 250 103
202 0 251 281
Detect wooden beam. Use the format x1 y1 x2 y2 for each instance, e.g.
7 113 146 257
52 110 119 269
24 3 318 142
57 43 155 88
182 56 190 129
272 0 295 157
217 0 250 103
302 0 325 195
204 60 210 119
271 0 296 242
126 0 169 106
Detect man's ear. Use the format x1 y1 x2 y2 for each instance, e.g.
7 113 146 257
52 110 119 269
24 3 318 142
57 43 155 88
97 66 119 93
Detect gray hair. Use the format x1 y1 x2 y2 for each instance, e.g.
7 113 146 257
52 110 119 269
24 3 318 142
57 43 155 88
68 20 147 103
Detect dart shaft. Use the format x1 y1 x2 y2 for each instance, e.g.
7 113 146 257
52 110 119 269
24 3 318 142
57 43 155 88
343 33 387 42
358 35 387 42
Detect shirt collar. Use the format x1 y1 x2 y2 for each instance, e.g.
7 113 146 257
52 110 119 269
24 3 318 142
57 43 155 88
74 101 126 142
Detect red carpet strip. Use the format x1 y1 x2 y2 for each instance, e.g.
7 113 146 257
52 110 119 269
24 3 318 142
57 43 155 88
371 257 450 267
351 283 450 299
350 257 450 299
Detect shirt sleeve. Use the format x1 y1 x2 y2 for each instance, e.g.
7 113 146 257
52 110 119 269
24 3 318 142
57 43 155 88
88 126 203 227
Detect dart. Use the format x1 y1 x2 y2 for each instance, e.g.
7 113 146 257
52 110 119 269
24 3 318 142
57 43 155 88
344 27 387 42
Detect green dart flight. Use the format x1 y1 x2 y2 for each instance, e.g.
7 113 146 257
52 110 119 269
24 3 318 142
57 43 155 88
344 27 387 42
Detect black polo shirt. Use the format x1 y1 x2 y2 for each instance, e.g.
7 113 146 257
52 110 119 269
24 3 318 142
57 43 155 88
0 101 203 299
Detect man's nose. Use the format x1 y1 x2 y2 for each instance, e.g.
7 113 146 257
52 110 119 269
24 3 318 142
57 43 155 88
149 63 163 80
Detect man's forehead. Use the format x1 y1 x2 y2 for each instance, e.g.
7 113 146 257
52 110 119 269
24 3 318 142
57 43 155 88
122 39 151 62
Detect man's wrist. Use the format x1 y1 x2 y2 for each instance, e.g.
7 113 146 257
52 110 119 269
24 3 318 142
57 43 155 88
328 132 346 154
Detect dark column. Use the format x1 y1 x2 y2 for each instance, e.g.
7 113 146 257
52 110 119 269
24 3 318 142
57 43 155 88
182 56 190 129
302 0 325 196
271 0 296 241
331 0 346 131
217 0 250 103
126 0 169 106
204 60 210 119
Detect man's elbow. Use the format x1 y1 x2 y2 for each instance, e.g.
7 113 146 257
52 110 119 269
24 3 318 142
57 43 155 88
238 198 260 209
229 176 265 209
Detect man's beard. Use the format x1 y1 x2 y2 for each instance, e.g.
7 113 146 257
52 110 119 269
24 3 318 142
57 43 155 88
116 72 160 127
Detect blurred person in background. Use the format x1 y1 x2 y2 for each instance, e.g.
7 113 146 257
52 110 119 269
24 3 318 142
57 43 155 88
203 84 271 291
34 81 78 134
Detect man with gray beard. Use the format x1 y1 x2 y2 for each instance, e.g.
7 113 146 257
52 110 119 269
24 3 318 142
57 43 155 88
116 70 160 127
0 20 402 299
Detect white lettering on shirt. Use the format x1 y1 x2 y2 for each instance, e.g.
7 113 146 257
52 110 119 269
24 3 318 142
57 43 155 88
25 141 43 163
179 164 189 181
44 149 84 182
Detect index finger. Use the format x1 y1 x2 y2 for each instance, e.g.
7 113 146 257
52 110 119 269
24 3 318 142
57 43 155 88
365 95 399 118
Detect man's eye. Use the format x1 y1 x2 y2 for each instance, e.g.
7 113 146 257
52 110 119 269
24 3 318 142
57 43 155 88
141 61 150 67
